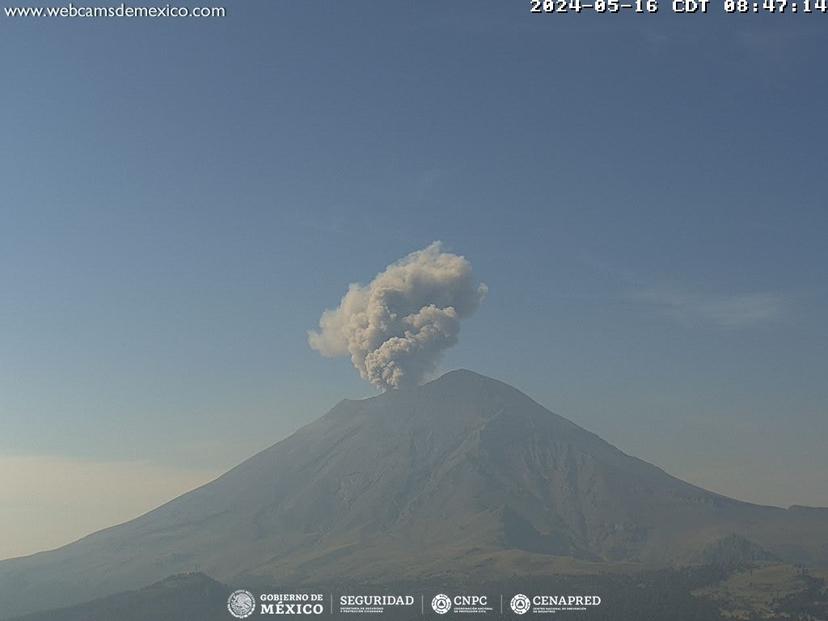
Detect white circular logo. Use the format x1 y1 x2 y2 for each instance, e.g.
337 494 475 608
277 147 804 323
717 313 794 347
510 594 531 615
431 593 452 614
227 589 256 618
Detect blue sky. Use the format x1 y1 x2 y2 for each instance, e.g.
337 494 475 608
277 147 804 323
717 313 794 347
2 1 827 558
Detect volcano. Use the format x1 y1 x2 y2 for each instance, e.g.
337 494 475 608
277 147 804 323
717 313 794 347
1 370 827 619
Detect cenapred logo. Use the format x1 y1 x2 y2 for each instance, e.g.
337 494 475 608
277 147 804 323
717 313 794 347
431 593 452 614
228 589 256 619
510 593 531 615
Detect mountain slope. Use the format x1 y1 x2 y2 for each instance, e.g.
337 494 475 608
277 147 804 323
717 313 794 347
1 370 826 619
8 573 229 621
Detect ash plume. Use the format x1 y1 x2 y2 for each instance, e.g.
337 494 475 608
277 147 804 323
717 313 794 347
308 242 487 390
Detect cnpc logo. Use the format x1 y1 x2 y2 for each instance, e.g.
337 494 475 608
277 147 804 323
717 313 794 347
432 593 490 614
431 594 452 614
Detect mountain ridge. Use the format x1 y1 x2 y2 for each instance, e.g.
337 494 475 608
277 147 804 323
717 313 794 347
1 369 826 619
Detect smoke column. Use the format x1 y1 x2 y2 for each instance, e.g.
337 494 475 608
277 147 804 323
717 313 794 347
308 242 487 390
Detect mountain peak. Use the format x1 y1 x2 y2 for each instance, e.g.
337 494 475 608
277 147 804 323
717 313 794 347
372 369 499 396
424 368 502 389
432 367 486 381
365 368 542 425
